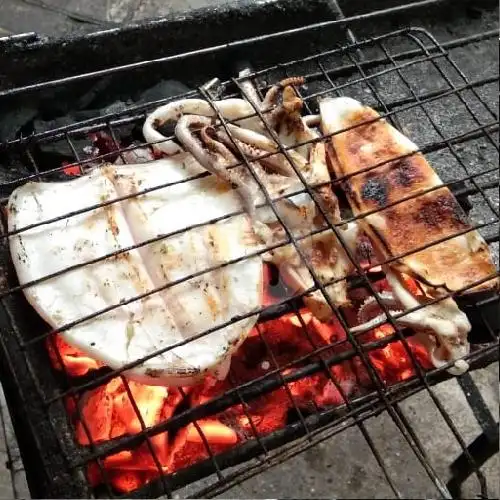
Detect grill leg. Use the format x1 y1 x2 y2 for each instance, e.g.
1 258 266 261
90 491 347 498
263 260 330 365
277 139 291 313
446 425 499 499
446 373 499 499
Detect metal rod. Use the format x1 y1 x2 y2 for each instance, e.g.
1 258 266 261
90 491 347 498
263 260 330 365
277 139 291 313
0 24 498 499
0 3 451 100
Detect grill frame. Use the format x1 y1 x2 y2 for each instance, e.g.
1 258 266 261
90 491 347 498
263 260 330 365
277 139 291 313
0 3 498 498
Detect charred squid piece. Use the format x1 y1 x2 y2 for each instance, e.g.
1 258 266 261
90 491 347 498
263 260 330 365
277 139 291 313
211 122 332 225
144 84 361 322
268 84 319 160
188 115 358 317
318 96 498 374
200 125 238 163
319 96 498 295
261 76 307 110
142 75 316 161
385 268 471 375
260 142 359 317
175 115 257 218
255 78 320 161
237 75 319 156
303 114 321 128
219 112 361 318
267 221 359 320
7 155 265 387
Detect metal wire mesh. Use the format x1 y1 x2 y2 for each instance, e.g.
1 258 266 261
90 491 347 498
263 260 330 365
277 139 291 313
0 26 498 499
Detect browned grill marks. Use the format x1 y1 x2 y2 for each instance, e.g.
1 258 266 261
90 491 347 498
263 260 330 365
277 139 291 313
390 156 423 188
361 176 389 207
414 193 470 230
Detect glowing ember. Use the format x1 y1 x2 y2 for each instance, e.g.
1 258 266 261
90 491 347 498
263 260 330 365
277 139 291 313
47 335 102 376
46 273 431 493
61 161 81 177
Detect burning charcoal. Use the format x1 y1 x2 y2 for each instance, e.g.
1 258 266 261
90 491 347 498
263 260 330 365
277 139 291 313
286 372 325 406
113 382 168 434
46 334 101 377
185 420 238 445
353 324 433 388
109 470 144 494
240 389 290 436
76 387 113 445
166 422 237 477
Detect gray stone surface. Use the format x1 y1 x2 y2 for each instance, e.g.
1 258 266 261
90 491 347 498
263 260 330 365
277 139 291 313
0 386 30 499
0 0 498 498
0 0 239 37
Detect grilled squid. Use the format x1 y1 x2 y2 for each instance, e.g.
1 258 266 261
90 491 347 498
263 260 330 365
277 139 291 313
141 78 291 155
174 115 258 218
143 98 259 155
319 96 498 374
350 270 470 375
173 106 357 320
143 77 320 162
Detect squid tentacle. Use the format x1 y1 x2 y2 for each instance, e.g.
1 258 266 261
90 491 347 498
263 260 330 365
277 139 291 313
174 115 256 218
349 270 470 375
200 126 238 164
214 128 298 177
223 123 309 174
261 76 306 109
143 98 262 155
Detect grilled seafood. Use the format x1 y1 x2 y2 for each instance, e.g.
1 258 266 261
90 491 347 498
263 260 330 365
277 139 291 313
8 76 493 385
8 159 263 386
170 105 357 319
319 96 498 373
8 78 354 386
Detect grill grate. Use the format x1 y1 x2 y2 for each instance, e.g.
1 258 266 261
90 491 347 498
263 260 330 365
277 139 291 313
0 25 498 499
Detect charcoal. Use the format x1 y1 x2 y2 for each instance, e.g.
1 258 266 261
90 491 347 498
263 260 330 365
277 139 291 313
33 116 91 163
36 78 114 120
101 100 130 115
35 101 129 137
0 107 38 143
135 79 192 104
34 112 96 136
0 164 32 197
35 140 87 165
74 76 114 111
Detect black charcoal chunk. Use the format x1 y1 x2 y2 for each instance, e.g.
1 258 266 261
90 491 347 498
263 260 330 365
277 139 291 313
0 108 38 143
135 80 192 104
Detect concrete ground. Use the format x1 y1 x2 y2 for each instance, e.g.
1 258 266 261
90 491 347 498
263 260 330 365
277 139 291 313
0 0 498 498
